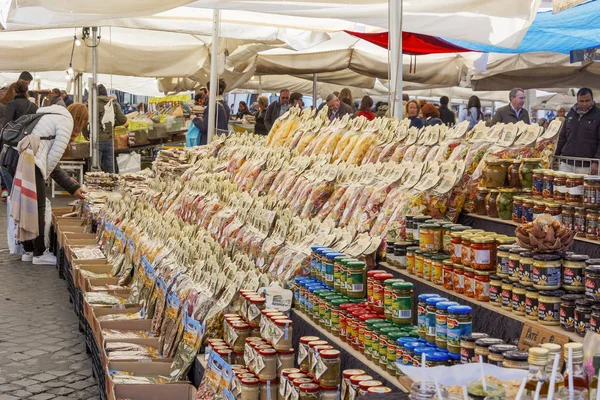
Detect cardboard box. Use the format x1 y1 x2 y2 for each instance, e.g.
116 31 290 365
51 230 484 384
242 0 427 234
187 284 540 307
67 242 104 263
106 363 190 400
57 222 86 247
85 303 142 344
83 277 130 295
73 263 113 290
111 383 196 400
97 319 168 365
51 207 76 225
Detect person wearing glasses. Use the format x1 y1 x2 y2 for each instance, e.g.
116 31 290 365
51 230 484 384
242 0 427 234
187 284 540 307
264 88 290 133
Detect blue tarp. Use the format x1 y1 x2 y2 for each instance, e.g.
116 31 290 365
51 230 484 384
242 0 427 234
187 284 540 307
447 0 600 54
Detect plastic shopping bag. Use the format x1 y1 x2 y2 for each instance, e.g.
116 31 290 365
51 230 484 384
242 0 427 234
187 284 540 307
186 123 201 147
116 152 141 174
44 198 51 248
6 199 23 255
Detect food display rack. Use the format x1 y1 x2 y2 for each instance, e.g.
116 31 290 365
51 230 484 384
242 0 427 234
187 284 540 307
290 308 411 396
377 261 584 345
458 213 600 258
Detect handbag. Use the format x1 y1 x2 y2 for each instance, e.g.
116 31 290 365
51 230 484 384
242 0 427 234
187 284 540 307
186 123 201 147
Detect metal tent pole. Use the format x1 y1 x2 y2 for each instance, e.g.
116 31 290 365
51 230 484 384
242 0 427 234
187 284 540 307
313 73 318 109
90 27 99 168
389 0 403 118
207 9 221 144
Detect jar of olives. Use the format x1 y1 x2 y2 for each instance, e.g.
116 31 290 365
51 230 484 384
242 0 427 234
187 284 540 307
483 160 508 188
497 189 516 220
486 190 500 218
520 158 543 189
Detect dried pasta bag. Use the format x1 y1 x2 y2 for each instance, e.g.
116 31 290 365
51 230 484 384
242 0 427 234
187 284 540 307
274 171 300 199
297 129 321 154
84 292 126 306
300 179 335 219
257 238 285 273
337 133 362 162
279 250 311 286
308 129 335 156
283 177 309 206
272 118 301 147
347 132 378 165
316 184 347 221
424 145 441 162
319 128 345 156
328 184 362 226
239 160 265 191
338 184 367 228
290 180 315 215
267 169 291 195
169 311 203 382
355 182 394 233
390 144 410 163
159 293 183 358
332 130 359 161
251 170 278 196
376 141 400 163
150 279 169 336
287 128 308 149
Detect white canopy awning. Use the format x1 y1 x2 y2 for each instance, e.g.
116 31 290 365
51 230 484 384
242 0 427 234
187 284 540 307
531 91 577 110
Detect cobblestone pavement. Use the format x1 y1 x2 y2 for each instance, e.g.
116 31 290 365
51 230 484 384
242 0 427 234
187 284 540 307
0 199 100 400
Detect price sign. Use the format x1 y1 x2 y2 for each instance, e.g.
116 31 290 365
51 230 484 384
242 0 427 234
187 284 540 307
518 321 569 351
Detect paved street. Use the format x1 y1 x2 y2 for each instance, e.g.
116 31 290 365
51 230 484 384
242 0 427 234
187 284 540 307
0 198 100 400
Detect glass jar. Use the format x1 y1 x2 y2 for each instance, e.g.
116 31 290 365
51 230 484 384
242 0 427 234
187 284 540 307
349 375 373 400
508 160 522 188
483 160 508 188
257 349 278 381
450 232 463 264
320 386 339 400
446 305 473 355
590 304 600 333
512 196 523 223
407 246 419 274
532 200 546 219
474 187 489 215
423 253 433 282
366 269 384 305
474 338 505 364
316 349 341 387
299 383 320 400
471 237 496 271
585 262 600 300
384 279 404 321
543 170 555 199
346 261 367 299
508 247 526 283
394 241 410 268
358 381 383 396
488 344 519 367
501 279 513 311
452 263 465 293
532 254 562 290
574 207 587 237
442 224 457 255
522 198 534 223
545 201 562 222
334 257 349 293
460 333 489 364
298 337 320 373
554 172 567 203
309 344 333 379
532 169 545 198
431 255 448 285
562 255 588 292
435 301 459 349
496 245 512 278
525 287 539 321
273 319 293 351
512 283 527 316
519 251 534 286
230 322 250 352
538 290 565 326
474 271 492 302
486 189 500 218
502 350 529 370
461 234 474 267
414 250 424 278
464 267 475 298
417 294 437 338
260 380 278 400
496 189 516 220
587 210 599 240
386 332 406 374
518 159 541 188
560 294 580 332
490 275 502 307
368 387 392 395
426 297 448 344
420 223 442 253
442 260 454 290
341 370 365 400
566 173 585 205
241 377 261 400
371 273 393 313
278 349 295 376
392 282 413 325
562 206 575 231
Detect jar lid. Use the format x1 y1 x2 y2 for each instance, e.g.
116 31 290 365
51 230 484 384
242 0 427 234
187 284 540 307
308 340 329 348
274 319 293 326
520 252 534 259
413 215 431 222
365 318 385 326
443 260 454 267
509 247 527 254
403 341 423 351
350 375 374 384
539 290 565 297
421 223 441 229
499 188 517 193
567 173 585 179
461 333 489 343
501 279 512 285
496 237 517 245
426 297 448 305
319 349 341 359
414 249 425 255
347 261 366 268
368 387 393 394
532 254 562 261
215 348 232 355
342 369 366 378
489 344 518 354
259 348 277 356
475 338 505 348
241 377 260 385
288 373 308 380
311 245 327 251
432 254 451 261
299 336 320 344
373 273 394 281
367 269 386 277
407 246 421 252
526 287 539 294
532 168 545 173
277 348 295 355
358 381 383 390
452 226 473 232
475 270 493 276
490 274 502 281
585 262 600 271
359 313 381 322
565 254 589 262
447 305 472 315
231 322 250 329
384 278 405 286
380 326 402 335
436 301 459 311
418 293 439 302
561 294 584 303
388 331 409 340
575 299 593 308
427 352 449 362
299 383 321 393
503 350 528 362
392 282 414 290
414 347 436 356
324 252 344 259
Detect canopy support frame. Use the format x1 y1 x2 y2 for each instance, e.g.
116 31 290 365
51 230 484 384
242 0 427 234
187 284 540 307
389 0 403 118
207 9 221 144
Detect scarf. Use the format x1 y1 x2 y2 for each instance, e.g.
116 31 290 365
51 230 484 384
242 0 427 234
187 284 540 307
9 135 40 241
574 102 596 117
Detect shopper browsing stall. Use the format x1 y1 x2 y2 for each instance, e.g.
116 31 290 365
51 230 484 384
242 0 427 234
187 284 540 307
191 78 230 142
264 88 290 132
254 96 269 136
235 101 251 119
459 95 484 131
93 84 127 173
555 87 600 175
326 94 354 121
49 88 66 107
438 96 456 126
422 104 444 127
405 100 424 129
490 88 530 125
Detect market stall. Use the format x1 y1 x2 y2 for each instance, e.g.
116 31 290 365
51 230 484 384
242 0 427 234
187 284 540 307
46 104 600 400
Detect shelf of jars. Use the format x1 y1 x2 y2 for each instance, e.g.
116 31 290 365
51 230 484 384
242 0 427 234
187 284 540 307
290 308 411 394
377 261 584 345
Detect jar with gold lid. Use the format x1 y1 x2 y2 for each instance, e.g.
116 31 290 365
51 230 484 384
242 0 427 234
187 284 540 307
522 198 534 223
562 206 575 231
512 196 524 223
497 188 516 220
574 207 586 237
532 169 545 198
482 160 508 188
566 173 585 205
532 200 546 220
471 237 496 271
520 158 543 189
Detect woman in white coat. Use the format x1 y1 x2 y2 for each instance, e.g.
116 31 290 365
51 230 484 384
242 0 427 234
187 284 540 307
10 104 86 264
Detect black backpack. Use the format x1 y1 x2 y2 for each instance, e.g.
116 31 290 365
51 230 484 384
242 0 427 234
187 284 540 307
0 113 53 148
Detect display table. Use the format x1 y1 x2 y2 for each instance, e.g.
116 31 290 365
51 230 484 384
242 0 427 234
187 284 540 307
291 309 410 395
378 262 583 345
458 213 600 258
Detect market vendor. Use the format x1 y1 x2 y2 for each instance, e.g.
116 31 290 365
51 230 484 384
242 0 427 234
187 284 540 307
490 88 530 125
555 87 600 175
326 94 354 121
264 88 290 132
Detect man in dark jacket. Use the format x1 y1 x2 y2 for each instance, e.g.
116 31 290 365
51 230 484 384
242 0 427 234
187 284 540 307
96 84 127 173
61 90 73 107
264 89 290 133
555 88 600 175
438 96 456 126
326 94 354 121
49 88 66 107
490 88 530 125
192 78 230 144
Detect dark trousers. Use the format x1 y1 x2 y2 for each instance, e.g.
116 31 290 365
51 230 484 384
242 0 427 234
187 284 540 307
22 167 46 257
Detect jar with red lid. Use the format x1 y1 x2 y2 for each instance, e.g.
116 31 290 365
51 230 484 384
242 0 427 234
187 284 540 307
453 264 465 294
307 341 329 378
471 237 496 271
464 268 475 298
298 336 320 373
247 296 266 328
371 273 393 314
442 260 454 290
450 232 463 263
474 271 492 302
349 309 369 349
358 313 380 351
366 270 385 306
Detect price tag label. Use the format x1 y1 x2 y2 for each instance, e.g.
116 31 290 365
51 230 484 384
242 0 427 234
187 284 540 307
518 321 569 351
